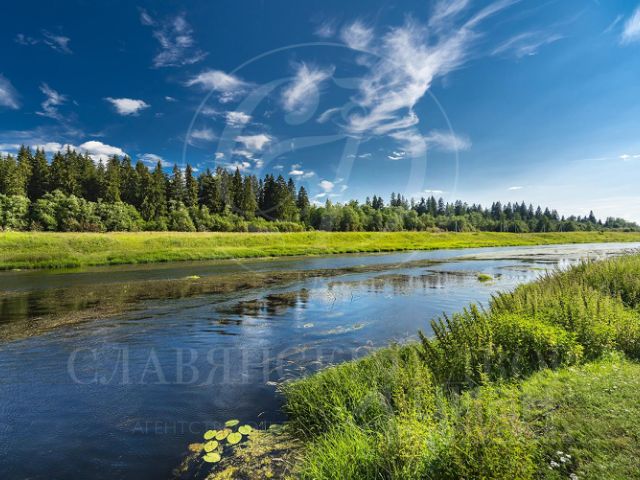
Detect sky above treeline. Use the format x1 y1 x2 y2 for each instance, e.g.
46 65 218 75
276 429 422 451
1 0 639 221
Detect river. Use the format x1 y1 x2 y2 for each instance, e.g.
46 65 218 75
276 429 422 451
0 242 637 479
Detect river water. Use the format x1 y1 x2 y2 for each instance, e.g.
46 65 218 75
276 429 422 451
0 242 637 479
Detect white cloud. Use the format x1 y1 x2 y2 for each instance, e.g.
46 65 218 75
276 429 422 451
621 6 640 43
78 141 126 162
0 74 20 109
165 96 177 102
15 30 72 54
315 19 337 38
340 20 373 50
141 11 207 67
424 130 472 152
620 153 640 160
232 149 254 160
37 83 67 119
424 189 445 195
387 150 406 161
226 111 252 126
235 134 272 151
139 153 171 167
492 31 563 58
225 161 251 171
342 1 515 155
42 30 72 54
105 97 150 116
508 186 523 191
189 128 216 142
429 0 470 29
289 163 316 178
282 63 334 114
215 152 225 160
319 180 335 192
186 70 249 102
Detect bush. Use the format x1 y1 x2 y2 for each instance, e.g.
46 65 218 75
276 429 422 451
420 306 583 390
0 194 30 230
436 386 536 480
283 345 435 437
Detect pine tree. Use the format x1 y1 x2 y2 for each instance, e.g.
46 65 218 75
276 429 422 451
297 186 311 224
28 148 49 199
104 155 121 202
184 164 198 208
168 164 186 203
241 176 257 219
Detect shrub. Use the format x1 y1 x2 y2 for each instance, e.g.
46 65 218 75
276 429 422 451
283 345 435 437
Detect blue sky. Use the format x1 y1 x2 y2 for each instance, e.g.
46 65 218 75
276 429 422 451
1 0 640 220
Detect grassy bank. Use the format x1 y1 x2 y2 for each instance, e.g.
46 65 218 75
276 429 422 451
281 254 640 479
1 230 640 270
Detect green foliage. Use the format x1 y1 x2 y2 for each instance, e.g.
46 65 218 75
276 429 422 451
284 254 640 480
2 145 638 233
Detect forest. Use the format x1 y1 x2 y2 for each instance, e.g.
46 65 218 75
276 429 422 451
0 146 636 233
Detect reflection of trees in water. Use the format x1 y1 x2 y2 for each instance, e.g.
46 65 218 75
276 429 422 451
216 289 310 319
326 270 481 297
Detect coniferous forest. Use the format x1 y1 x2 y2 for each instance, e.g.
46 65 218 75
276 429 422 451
0 146 636 233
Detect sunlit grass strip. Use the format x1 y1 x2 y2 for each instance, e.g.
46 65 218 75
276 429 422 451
1 230 640 270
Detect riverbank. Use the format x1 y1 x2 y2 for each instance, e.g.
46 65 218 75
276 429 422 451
2 230 640 270
278 253 640 479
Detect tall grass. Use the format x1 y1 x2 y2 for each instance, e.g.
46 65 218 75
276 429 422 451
282 254 640 479
1 230 640 270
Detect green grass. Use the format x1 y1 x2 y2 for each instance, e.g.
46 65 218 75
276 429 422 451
281 254 640 479
1 230 640 270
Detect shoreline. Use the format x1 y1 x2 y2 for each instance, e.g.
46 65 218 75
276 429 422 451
2 230 640 271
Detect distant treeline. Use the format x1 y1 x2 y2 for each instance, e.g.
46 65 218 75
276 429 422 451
0 146 637 232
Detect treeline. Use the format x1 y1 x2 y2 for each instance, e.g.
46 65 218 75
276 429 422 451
0 146 636 232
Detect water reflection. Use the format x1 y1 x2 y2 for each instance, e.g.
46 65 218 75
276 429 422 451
0 243 638 480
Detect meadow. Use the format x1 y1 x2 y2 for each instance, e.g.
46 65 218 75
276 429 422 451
1 230 640 270
280 253 640 479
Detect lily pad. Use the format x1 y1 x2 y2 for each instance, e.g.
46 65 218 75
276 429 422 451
215 428 231 440
225 419 240 427
203 452 221 463
204 440 219 452
203 430 217 440
238 425 252 435
227 432 242 445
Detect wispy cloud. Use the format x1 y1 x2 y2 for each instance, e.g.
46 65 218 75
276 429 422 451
105 97 150 116
620 153 640 161
189 128 216 143
621 6 640 44
0 74 20 110
424 130 472 152
340 20 374 50
186 70 250 103
492 31 563 58
16 30 72 53
508 185 523 190
37 83 67 120
281 63 334 114
140 10 207 67
332 1 518 157
42 30 72 54
314 18 337 38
